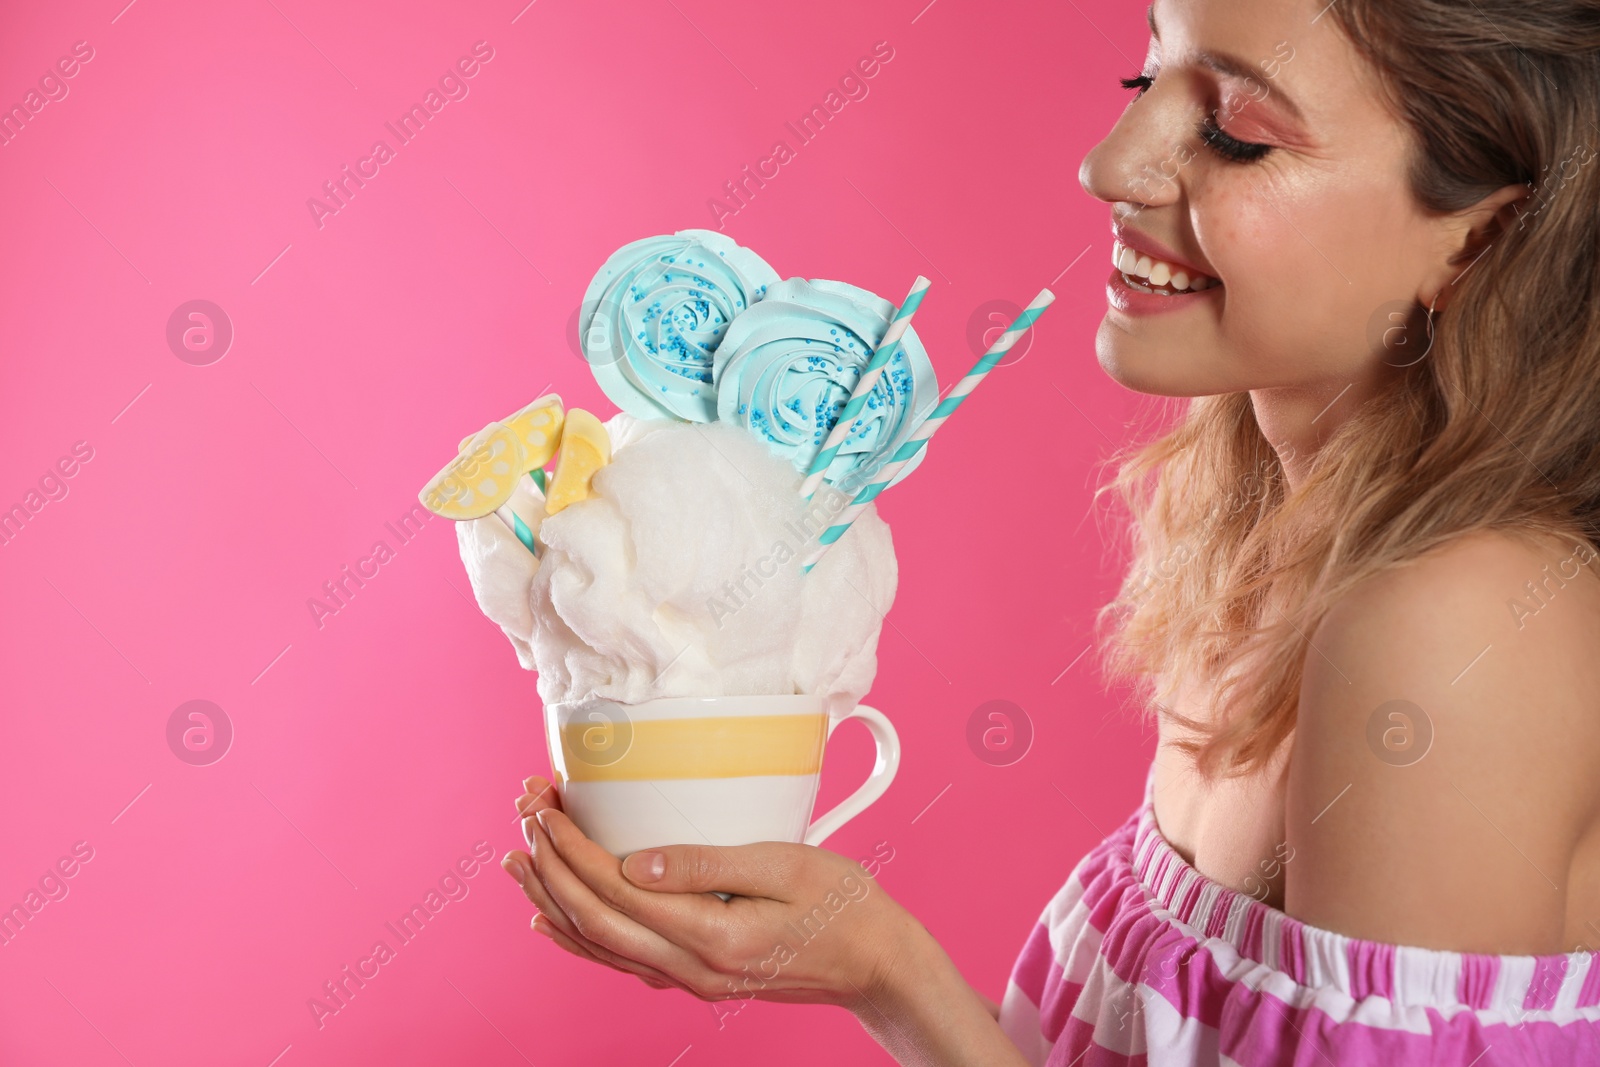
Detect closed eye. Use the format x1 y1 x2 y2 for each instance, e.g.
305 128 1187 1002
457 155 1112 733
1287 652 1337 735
1119 71 1275 163
1196 114 1273 163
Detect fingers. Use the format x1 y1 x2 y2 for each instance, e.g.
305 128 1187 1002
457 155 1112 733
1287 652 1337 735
514 776 563 855
515 775 562 823
532 915 678 989
506 852 680 986
502 850 584 942
619 839 805 900
538 809 783 966
530 810 771 1001
525 809 693 973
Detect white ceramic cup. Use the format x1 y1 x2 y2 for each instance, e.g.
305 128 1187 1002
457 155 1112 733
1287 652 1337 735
543 693 900 858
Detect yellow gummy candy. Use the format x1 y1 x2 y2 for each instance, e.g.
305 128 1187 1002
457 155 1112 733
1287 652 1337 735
545 408 610 515
418 421 529 519
460 394 564 471
505 394 564 469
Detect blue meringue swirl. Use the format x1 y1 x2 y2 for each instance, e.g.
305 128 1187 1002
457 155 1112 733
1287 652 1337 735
579 229 780 423
713 278 938 493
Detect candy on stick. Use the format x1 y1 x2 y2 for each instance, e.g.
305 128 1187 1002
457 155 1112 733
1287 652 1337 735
456 394 564 466
503 394 565 468
798 288 1057 572
545 408 612 514
419 421 529 519
424 394 564 520
581 231 779 423
798 276 930 500
713 278 939 492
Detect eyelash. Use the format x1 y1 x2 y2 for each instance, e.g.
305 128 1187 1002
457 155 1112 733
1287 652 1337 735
1118 73 1275 164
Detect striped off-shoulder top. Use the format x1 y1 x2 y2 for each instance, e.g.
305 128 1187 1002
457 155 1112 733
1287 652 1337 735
998 762 1600 1065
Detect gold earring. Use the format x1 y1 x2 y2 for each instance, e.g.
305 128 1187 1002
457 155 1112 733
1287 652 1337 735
1382 294 1439 369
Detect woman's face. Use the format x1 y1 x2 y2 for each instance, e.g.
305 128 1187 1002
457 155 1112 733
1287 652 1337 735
1080 0 1449 398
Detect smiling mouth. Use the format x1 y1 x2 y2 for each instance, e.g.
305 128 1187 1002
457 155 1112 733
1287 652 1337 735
1112 241 1221 295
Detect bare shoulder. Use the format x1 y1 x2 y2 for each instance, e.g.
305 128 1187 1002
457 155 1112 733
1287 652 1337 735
1283 527 1600 953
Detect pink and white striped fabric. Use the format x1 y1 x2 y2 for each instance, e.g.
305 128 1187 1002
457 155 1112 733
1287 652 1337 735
998 763 1600 1065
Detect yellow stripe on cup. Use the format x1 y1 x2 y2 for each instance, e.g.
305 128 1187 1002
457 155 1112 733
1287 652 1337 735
557 713 828 783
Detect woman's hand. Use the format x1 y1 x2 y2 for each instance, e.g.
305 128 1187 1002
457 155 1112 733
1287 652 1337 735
499 775 912 1012
500 774 1033 1066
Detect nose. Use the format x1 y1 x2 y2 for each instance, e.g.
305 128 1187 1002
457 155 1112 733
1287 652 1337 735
1079 93 1188 212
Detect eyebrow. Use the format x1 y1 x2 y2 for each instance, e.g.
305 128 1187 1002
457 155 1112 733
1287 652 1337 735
1145 4 1306 123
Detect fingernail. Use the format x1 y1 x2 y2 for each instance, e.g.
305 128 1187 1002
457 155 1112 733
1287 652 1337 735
501 854 526 885
531 916 554 939
626 851 666 883
535 808 551 831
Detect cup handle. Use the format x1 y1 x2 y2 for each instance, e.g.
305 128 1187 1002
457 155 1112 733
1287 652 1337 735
802 703 900 847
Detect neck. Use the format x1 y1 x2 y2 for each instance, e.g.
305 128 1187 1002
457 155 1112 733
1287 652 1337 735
1251 366 1403 493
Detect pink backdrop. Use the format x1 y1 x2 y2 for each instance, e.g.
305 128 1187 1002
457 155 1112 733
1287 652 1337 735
0 0 1157 1062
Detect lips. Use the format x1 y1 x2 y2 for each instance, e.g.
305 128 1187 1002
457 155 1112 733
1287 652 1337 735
1105 266 1219 316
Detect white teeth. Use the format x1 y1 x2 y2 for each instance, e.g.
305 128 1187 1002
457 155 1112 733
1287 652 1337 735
1112 241 1218 292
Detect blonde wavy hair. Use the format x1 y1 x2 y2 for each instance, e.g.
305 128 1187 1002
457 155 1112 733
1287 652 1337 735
1091 0 1600 779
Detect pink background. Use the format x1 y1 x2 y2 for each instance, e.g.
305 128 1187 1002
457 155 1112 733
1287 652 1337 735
0 0 1157 1062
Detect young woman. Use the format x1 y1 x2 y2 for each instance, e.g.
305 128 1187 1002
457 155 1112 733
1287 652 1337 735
498 0 1600 1061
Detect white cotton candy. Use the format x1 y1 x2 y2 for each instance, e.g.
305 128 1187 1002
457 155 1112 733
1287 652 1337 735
455 517 540 667
456 411 895 716
454 465 552 666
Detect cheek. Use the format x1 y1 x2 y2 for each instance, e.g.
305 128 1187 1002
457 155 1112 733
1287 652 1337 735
1227 172 1406 283
1203 174 1347 276
1196 177 1385 371
1199 180 1330 315
1277 175 1433 353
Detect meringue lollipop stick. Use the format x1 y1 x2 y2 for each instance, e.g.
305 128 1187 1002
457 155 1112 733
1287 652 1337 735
800 288 1057 572
799 276 931 500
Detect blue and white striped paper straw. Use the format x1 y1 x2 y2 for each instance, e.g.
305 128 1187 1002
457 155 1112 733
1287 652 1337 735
494 469 547 557
800 288 1056 573
799 276 932 500
495 507 538 556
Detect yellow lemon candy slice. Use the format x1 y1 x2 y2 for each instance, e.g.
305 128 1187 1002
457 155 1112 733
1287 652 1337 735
419 421 529 519
545 408 610 515
459 394 564 470
505 394 564 469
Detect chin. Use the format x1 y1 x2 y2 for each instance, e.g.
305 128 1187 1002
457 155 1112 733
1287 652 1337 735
1095 322 1222 398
